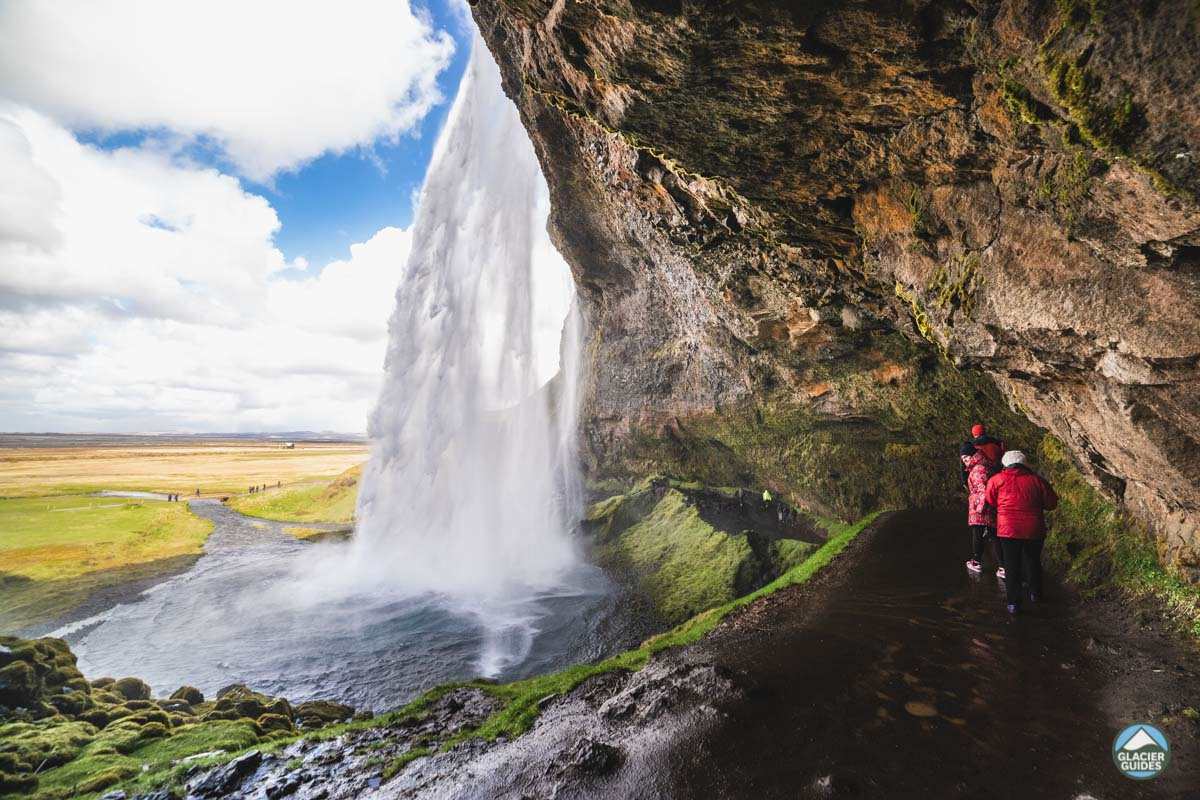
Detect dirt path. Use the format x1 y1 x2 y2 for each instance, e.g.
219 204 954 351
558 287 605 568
665 509 1199 799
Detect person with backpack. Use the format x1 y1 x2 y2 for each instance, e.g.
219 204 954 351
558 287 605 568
961 439 1003 577
984 450 1059 614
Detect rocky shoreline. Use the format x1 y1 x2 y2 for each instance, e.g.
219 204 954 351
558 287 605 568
1 505 879 800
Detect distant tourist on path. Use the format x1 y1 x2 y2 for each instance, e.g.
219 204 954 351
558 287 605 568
960 438 1003 578
984 450 1059 615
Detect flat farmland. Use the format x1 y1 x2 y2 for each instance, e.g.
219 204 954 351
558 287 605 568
0 438 369 498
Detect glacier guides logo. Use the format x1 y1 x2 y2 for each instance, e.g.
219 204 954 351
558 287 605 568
1112 723 1170 780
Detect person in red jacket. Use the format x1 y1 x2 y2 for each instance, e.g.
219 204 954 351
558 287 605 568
984 450 1059 614
960 441 1003 577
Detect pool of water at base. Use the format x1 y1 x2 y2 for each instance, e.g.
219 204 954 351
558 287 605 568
58 501 642 712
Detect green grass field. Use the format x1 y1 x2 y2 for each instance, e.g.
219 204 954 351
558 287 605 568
0 497 213 633
227 465 360 524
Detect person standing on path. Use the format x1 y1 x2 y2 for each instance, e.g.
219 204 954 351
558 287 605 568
961 441 1003 578
984 450 1059 614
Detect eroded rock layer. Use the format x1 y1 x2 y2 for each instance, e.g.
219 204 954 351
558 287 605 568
471 0 1200 576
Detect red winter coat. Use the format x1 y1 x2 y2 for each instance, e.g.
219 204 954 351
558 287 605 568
983 465 1059 539
961 451 997 527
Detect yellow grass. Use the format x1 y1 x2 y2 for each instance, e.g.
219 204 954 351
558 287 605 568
0 442 369 498
0 496 217 632
0 441 368 632
0 496 213 582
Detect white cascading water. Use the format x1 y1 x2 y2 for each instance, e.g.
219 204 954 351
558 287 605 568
348 34 584 671
56 36 609 707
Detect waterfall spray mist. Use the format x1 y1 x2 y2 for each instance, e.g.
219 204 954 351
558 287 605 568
350 35 583 669
57 37 609 700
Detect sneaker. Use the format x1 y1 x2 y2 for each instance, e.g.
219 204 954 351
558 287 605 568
965 559 982 574
1007 604 1020 615
996 566 1007 580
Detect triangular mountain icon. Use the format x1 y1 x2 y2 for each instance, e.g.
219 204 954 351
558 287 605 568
1122 727 1160 751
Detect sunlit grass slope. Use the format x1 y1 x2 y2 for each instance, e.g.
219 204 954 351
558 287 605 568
0 497 214 633
227 465 361 524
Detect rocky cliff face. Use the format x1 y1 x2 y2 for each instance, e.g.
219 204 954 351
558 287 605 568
470 0 1200 578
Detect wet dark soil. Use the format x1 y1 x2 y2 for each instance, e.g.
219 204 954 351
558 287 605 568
668 509 1200 799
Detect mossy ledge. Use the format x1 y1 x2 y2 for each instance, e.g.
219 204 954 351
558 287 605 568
583 477 826 624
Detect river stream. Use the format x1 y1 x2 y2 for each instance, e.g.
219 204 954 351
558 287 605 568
58 500 638 712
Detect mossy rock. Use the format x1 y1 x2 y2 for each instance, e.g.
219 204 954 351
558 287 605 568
157 698 195 716
90 677 116 689
76 764 137 794
255 713 294 733
0 719 97 773
122 699 156 710
590 484 821 624
94 719 167 754
92 690 126 705
170 685 205 705
111 677 152 701
0 769 37 794
77 707 113 728
0 660 38 706
48 689 93 716
214 685 292 721
294 700 355 728
118 708 172 729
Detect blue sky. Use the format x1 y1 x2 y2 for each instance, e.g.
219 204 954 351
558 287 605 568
257 1 472 267
76 1 472 270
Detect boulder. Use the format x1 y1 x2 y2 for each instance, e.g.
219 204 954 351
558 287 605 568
170 685 204 705
294 700 355 728
255 713 294 734
111 677 152 701
188 750 263 798
0 660 38 707
568 737 622 775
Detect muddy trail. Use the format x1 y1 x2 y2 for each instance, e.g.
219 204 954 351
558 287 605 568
666 509 1200 799
181 509 1198 800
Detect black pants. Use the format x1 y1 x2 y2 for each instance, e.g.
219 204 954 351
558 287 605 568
999 537 1044 607
970 525 1000 565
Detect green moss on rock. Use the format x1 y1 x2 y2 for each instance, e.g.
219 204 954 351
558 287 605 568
595 489 755 622
1038 436 1200 637
603 333 1040 524
587 480 830 624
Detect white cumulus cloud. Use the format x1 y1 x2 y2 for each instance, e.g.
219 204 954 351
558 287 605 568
0 0 455 180
0 110 412 432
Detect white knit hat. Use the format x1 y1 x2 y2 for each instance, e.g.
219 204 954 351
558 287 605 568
1002 450 1026 467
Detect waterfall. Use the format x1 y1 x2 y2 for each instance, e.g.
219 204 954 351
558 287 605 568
55 37 621 700
349 34 583 669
